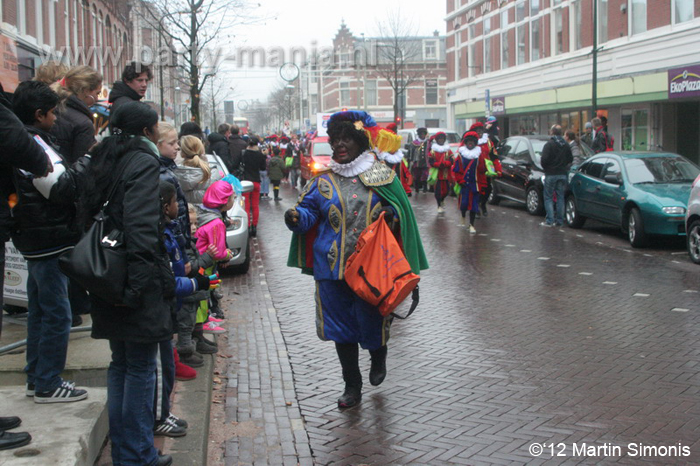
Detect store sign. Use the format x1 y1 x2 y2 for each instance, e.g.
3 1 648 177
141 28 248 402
0 35 19 92
668 65 700 99
491 95 506 115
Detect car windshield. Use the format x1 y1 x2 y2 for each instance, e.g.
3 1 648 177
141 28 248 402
443 132 460 144
313 142 333 156
624 157 700 184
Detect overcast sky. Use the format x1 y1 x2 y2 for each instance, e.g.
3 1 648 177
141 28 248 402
219 0 447 104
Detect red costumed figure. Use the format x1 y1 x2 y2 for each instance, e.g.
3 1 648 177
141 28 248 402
453 131 489 233
427 132 453 213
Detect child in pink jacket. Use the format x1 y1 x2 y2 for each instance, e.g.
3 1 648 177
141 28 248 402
196 180 234 261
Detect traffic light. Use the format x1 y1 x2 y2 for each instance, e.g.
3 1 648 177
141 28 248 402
395 116 402 123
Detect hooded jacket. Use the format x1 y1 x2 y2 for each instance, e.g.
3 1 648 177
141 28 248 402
207 132 230 163
541 136 574 176
194 205 229 261
108 81 143 116
51 95 96 164
173 163 223 205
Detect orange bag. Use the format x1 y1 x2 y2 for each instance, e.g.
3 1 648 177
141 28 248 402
345 212 420 318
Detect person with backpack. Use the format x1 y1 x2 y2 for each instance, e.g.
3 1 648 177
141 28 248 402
284 110 428 410
591 117 614 153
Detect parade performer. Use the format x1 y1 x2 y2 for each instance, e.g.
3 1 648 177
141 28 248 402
469 122 502 217
427 132 454 213
409 128 430 193
285 110 428 409
453 131 488 233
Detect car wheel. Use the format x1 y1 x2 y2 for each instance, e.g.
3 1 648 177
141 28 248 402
565 195 586 228
526 187 544 216
687 219 700 264
488 184 501 205
627 208 648 248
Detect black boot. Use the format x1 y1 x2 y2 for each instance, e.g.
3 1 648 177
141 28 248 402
369 346 387 386
250 225 257 237
335 343 362 409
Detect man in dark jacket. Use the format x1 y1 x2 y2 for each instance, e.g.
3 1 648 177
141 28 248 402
108 62 152 117
541 125 573 227
228 124 247 172
207 123 231 167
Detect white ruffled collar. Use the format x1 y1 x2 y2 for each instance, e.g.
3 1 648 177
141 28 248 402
377 150 404 164
329 151 376 177
459 145 482 159
431 142 450 153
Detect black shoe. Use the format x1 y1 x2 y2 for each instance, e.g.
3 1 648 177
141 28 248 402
196 337 218 354
155 454 173 466
0 417 21 431
179 351 204 368
167 413 188 429
249 225 257 237
0 430 31 450
154 418 187 437
34 380 87 404
407 192 412 197
369 346 387 386
337 385 362 409
71 314 83 327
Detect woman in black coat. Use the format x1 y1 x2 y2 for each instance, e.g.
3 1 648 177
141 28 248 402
51 65 102 164
81 101 174 466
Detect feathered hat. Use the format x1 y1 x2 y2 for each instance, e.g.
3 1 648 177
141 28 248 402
469 122 485 131
328 110 402 154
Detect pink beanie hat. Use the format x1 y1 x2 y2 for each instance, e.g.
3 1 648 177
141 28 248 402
203 180 234 208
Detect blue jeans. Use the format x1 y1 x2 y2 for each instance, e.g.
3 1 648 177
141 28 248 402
155 339 175 422
24 257 71 392
108 340 159 466
260 170 270 195
544 174 567 225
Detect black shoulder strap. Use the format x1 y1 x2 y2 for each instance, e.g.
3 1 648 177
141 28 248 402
390 285 419 320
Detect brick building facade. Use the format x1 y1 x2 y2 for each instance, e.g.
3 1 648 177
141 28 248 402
446 0 700 163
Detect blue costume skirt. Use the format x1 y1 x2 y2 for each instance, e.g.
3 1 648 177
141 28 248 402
459 186 480 213
314 280 392 351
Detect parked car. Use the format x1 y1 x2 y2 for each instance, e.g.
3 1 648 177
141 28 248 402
566 152 700 247
684 174 700 264
300 136 332 185
206 153 254 273
489 135 594 215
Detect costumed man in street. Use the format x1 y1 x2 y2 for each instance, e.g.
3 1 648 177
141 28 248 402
427 132 454 214
453 131 488 233
285 110 428 409
469 122 501 217
409 128 430 193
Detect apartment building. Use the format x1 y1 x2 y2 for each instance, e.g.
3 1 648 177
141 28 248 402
446 0 700 162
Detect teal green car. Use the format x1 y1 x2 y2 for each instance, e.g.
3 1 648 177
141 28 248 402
565 152 700 247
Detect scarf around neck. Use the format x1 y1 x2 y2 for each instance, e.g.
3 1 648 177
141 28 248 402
329 150 376 177
458 145 481 160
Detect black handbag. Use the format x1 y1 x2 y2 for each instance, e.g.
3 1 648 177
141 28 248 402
58 153 136 304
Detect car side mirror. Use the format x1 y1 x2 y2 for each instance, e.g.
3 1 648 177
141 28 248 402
604 174 621 185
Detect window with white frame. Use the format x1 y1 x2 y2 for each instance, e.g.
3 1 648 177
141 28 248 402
554 8 564 55
501 10 509 28
365 79 377 106
501 29 509 69
531 0 540 16
455 30 461 80
631 0 647 35
673 0 694 23
468 23 477 77
517 24 526 64
516 0 526 22
531 17 540 61
484 35 491 73
424 40 438 60
598 0 608 43
340 82 350 106
426 79 438 105
572 0 582 50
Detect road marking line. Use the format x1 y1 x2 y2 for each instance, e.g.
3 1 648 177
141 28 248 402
538 257 550 261
633 293 650 297
579 272 593 275
603 281 618 285
671 308 689 312
521 249 532 252
505 244 516 247
557 264 570 268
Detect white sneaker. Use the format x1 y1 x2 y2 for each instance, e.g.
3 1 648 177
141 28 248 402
459 217 466 227
437 206 444 214
469 225 477 234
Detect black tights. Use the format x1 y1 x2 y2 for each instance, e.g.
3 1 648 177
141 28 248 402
461 210 477 225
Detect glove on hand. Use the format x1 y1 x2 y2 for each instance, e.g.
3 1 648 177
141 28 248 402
194 274 210 291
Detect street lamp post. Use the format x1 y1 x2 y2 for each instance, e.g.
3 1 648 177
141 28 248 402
592 0 598 117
